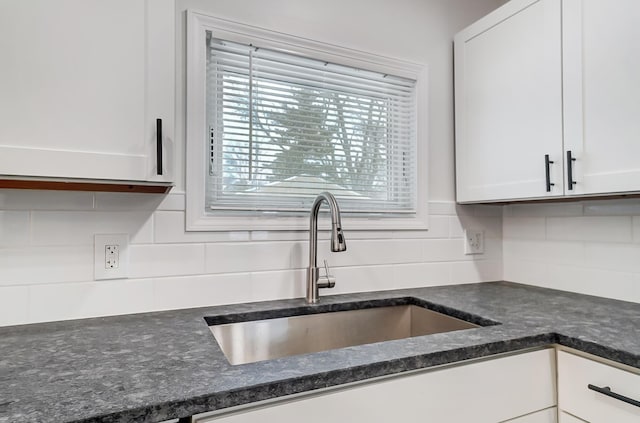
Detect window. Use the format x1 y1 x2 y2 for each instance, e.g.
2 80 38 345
207 38 416 215
186 12 428 231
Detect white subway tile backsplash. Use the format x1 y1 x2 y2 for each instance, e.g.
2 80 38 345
469 204 503 217
545 265 639 304
250 231 302 241
5 188 640 327
503 240 585 266
583 199 640 216
94 193 166 211
315 238 425 269
429 215 452 238
247 230 396 242
583 243 640 273
503 258 548 286
31 211 154 246
546 216 633 243
158 193 186 211
451 259 502 284
484 238 503 260
503 217 546 241
250 269 306 302
389 239 426 264
154 211 247 244
449 216 465 238
631 216 640 243
205 242 295 274
0 211 30 247
319 239 385 268
456 215 503 239
153 273 252 310
422 239 468 262
129 244 206 278
0 286 28 326
0 189 94 211
330 265 396 294
503 198 640 303
504 202 583 218
28 279 154 324
392 262 451 288
428 201 457 215
0 246 93 286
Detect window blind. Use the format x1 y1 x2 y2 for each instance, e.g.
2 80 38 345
206 36 417 215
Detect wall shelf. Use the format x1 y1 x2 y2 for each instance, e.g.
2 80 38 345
0 177 173 194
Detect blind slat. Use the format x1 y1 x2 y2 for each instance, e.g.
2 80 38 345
207 36 417 214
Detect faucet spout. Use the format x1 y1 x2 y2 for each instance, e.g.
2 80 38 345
307 192 346 304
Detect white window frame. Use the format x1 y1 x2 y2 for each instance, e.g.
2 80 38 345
186 10 429 231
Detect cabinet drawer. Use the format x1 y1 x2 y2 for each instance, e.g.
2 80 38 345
195 349 556 423
558 351 640 422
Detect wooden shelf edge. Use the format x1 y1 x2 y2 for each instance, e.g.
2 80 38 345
0 178 173 194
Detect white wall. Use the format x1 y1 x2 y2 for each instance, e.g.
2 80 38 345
504 200 640 303
0 0 504 327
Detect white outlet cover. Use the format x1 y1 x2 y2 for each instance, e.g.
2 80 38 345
464 229 484 255
94 234 129 280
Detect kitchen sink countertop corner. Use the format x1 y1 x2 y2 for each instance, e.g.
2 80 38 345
0 281 639 423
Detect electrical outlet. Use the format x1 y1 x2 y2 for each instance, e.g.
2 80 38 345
105 245 119 269
95 234 129 280
464 229 484 255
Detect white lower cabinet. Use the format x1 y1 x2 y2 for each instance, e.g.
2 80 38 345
194 349 556 423
505 408 557 423
558 412 586 423
557 350 640 423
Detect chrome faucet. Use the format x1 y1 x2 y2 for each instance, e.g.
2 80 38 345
306 192 347 304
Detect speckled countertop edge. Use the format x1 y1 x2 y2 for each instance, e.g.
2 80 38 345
0 281 638 423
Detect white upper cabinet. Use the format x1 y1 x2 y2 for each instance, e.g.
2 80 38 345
562 0 640 197
455 0 640 203
455 0 563 203
0 0 174 185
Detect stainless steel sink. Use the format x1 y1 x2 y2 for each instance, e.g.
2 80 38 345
209 305 479 365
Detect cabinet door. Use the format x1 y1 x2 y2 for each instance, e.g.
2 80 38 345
0 0 173 183
195 349 556 423
562 0 640 196
454 0 563 203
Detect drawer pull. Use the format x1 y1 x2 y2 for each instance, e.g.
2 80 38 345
588 384 640 408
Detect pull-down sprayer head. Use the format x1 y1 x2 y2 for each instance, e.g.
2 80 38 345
331 222 347 252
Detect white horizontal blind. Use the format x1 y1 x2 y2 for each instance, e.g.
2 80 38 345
206 36 417 214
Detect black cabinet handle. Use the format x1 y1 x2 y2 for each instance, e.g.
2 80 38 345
545 154 554 192
567 150 576 190
156 118 163 176
588 384 640 408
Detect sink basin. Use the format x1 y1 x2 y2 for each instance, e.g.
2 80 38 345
208 303 481 365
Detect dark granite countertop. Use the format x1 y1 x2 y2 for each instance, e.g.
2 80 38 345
1 281 638 423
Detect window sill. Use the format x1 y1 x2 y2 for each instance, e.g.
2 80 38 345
184 210 429 232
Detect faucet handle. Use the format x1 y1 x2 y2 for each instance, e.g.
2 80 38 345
318 260 336 289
